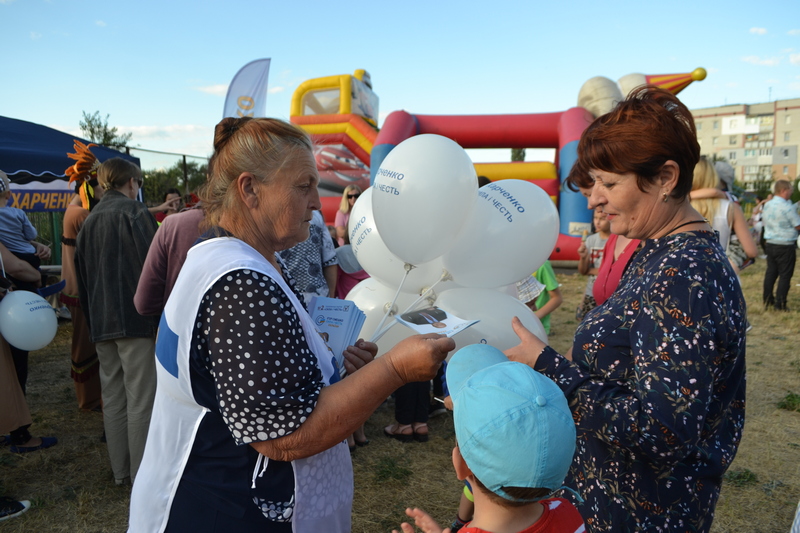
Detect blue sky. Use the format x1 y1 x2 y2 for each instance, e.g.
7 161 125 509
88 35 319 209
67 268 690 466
1 0 799 170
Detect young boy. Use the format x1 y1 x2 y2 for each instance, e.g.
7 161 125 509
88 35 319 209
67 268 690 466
0 171 40 288
394 344 584 533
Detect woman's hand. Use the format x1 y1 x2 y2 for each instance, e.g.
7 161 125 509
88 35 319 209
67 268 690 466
385 334 455 384
342 339 378 375
504 316 549 368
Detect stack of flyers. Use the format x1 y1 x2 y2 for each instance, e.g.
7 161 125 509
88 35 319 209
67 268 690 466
309 296 366 376
395 306 479 337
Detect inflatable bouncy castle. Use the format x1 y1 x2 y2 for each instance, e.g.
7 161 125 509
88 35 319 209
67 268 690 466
290 70 376 192
290 68 707 261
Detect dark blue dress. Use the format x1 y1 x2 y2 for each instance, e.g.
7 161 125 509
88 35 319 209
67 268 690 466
536 231 746 532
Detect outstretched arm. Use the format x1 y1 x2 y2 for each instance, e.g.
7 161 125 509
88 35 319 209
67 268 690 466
251 334 454 462
393 508 450 533
0 242 40 284
689 188 727 200
147 195 181 215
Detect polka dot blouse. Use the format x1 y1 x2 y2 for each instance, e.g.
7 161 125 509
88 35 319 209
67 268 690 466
191 267 325 445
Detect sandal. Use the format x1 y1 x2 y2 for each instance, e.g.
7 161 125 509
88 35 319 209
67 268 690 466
412 423 429 443
383 423 413 443
9 436 58 454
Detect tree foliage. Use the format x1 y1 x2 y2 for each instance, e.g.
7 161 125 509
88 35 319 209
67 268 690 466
79 111 133 148
511 148 526 162
142 159 208 206
749 172 774 201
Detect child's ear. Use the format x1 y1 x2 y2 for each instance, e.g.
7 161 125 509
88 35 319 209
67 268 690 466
452 446 472 481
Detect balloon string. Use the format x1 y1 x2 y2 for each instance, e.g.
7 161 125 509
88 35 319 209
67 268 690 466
371 322 393 343
404 269 451 312
369 263 414 343
372 269 452 341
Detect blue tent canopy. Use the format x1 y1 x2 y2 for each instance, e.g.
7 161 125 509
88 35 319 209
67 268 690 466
0 115 140 185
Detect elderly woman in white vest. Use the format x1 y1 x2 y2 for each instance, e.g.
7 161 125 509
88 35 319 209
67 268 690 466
129 117 454 533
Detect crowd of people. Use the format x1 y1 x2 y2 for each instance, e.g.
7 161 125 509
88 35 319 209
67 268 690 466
1 85 798 531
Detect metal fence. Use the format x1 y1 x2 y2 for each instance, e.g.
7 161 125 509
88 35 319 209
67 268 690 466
27 211 64 266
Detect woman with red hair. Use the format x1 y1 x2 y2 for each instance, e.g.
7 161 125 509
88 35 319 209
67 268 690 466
506 87 747 532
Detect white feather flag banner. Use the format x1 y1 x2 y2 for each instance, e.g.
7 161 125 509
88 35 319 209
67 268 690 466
222 58 271 119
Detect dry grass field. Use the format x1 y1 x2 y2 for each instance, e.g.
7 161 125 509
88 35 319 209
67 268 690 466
2 259 799 532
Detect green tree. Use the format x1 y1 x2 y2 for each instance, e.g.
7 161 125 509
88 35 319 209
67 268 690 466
750 170 774 201
79 111 133 148
142 159 208 206
511 148 526 162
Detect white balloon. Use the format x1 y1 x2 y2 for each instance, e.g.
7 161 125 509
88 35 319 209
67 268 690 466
495 282 520 298
443 180 559 288
349 188 448 294
434 288 547 356
0 290 58 351
372 134 478 264
346 278 428 356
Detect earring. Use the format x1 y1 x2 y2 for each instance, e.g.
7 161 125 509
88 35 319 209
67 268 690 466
662 192 669 203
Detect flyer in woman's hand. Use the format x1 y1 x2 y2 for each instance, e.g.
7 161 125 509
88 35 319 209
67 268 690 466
396 306 479 337
309 297 366 363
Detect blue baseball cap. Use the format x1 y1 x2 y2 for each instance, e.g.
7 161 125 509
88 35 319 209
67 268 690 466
446 344 576 502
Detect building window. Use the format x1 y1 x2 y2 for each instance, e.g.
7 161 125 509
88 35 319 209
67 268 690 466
712 137 718 146
729 152 737 160
785 132 791 142
784 149 790 157
784 166 789 175
696 122 702 130
731 119 738 128
729 135 737 145
713 120 719 130
787 115 792 125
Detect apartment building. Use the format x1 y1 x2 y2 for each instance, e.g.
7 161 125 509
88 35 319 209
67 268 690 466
692 98 800 188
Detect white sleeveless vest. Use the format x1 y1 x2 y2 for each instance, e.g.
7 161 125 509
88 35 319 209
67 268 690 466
129 237 352 532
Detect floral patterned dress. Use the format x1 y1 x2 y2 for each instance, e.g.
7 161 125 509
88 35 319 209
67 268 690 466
535 230 747 532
